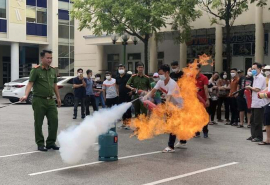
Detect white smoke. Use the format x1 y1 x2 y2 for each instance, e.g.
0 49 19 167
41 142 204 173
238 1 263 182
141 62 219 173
58 102 132 164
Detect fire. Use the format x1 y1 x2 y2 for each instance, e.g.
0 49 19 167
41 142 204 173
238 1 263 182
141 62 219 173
129 55 210 141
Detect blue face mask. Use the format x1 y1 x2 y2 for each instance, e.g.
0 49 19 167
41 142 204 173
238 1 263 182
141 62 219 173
251 70 257 76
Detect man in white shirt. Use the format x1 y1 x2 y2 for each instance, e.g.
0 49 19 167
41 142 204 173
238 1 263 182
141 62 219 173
246 63 267 142
143 64 182 153
102 71 119 108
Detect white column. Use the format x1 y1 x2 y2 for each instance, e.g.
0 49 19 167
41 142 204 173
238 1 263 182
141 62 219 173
255 6 264 64
149 33 158 73
215 25 223 72
180 42 187 70
11 43 19 81
96 45 105 73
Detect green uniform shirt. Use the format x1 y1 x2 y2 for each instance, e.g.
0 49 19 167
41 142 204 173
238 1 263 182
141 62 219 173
127 74 151 91
29 64 57 97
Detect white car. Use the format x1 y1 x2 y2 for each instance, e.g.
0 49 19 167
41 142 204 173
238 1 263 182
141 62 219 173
55 76 75 106
2 77 32 103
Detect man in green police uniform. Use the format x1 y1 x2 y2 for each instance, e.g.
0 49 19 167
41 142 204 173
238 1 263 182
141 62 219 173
20 50 61 152
126 62 151 117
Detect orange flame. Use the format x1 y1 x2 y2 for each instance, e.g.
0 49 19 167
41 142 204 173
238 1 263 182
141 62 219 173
129 56 210 141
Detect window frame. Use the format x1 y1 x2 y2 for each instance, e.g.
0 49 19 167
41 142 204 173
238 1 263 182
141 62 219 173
0 0 7 19
26 5 47 25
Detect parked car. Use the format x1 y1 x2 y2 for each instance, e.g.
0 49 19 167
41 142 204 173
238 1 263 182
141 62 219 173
2 76 75 106
56 76 75 106
2 77 32 103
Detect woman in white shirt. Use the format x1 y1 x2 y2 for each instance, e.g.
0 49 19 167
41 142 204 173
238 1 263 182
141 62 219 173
102 71 119 108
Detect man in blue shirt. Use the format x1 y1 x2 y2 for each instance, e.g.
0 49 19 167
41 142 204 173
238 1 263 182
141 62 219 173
85 69 98 115
73 68 86 119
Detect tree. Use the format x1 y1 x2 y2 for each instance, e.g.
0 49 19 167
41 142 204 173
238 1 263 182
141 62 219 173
199 0 267 72
72 0 178 74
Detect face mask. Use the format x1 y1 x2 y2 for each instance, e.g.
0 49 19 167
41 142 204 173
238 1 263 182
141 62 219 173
265 71 270 76
118 70 125 74
78 73 82 77
251 70 257 76
223 75 227 79
95 77 100 81
153 78 159 82
172 68 179 73
106 76 111 80
247 72 253 77
230 73 236 78
159 75 166 81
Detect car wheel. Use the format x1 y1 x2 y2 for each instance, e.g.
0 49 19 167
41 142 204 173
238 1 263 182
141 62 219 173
26 92 33 104
9 98 18 103
63 94 74 106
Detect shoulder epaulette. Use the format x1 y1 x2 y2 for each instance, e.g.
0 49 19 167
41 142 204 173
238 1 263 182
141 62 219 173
132 74 137 77
33 65 40 69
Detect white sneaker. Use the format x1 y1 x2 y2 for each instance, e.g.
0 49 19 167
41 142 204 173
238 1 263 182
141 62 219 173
162 147 175 153
174 142 187 149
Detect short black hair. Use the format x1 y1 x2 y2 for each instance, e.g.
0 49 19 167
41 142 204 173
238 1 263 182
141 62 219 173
105 71 111 75
253 62 262 69
118 64 125 68
40 50 52 57
158 64 170 73
213 71 219 75
171 61 179 66
220 71 227 79
231 68 237 72
86 69 92 75
95 74 101 78
77 68 83 72
136 62 144 68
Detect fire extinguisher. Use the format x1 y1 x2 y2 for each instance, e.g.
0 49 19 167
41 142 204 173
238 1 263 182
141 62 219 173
244 89 252 109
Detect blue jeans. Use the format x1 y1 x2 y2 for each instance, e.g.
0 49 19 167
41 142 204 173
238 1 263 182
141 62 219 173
95 93 106 111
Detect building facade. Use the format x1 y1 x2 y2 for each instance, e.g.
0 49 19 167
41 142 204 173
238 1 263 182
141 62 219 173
75 2 270 77
0 0 74 88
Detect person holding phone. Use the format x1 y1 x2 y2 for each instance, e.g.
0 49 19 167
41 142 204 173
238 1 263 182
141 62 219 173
73 68 86 119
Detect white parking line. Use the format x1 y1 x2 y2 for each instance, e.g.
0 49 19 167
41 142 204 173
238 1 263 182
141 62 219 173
0 143 98 159
29 151 162 176
142 162 239 185
0 151 41 158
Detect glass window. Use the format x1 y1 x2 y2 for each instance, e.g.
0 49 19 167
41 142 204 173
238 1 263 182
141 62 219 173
59 45 69 57
58 24 69 39
59 1 69 10
26 6 37 23
59 58 69 70
0 0 6 19
27 0 36 6
37 8 47 24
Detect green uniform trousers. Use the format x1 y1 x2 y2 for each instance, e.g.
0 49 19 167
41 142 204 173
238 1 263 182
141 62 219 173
32 97 58 147
133 96 147 117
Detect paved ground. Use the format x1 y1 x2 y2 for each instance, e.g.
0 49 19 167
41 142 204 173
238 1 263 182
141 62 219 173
0 97 270 185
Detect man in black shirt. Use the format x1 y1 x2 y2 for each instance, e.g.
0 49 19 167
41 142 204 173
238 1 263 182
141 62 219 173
116 64 132 128
73 68 86 119
168 61 187 149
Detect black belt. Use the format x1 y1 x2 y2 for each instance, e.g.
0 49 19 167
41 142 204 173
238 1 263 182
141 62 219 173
33 95 53 100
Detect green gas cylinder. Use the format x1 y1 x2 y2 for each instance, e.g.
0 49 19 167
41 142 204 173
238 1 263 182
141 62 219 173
98 130 118 161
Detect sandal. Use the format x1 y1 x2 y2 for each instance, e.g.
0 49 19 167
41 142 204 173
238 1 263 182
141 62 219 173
162 147 175 153
237 125 244 128
258 142 270 145
209 122 214 125
247 125 251 128
212 121 218 125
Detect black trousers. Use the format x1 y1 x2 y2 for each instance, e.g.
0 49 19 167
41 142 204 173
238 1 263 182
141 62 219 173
85 95 98 116
208 99 218 121
250 108 264 140
74 97 85 117
119 95 132 123
106 97 119 108
168 134 186 149
229 97 239 124
217 97 230 120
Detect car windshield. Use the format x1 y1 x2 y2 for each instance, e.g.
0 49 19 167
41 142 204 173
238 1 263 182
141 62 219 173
11 78 29 83
57 77 66 82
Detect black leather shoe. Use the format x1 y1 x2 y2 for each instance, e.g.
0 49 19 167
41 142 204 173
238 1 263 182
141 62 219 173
81 115 85 119
46 144 60 150
38 146 48 152
73 116 77 119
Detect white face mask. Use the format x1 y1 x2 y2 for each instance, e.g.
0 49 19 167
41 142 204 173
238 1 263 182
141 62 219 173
230 73 236 78
247 72 253 77
153 78 159 82
95 77 100 81
265 71 270 76
172 68 179 73
159 75 166 81
118 69 125 74
106 76 111 80
223 75 227 79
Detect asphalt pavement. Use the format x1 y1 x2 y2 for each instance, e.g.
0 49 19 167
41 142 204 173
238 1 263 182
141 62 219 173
0 98 270 185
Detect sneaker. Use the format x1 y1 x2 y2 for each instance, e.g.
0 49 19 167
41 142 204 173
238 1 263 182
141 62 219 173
162 147 175 153
204 133 208 138
174 142 187 149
